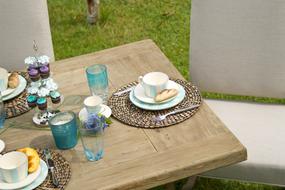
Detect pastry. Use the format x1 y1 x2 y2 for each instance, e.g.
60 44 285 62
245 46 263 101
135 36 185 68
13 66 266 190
154 89 178 102
28 69 40 82
8 72 19 88
37 97 47 110
26 95 37 108
50 91 61 104
17 147 40 173
0 67 8 92
39 65 50 79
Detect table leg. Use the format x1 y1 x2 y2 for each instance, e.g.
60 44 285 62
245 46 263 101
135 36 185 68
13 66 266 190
165 182 176 190
181 176 197 190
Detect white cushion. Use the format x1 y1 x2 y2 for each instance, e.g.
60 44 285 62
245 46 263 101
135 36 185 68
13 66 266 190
202 99 285 186
190 0 285 99
0 0 54 71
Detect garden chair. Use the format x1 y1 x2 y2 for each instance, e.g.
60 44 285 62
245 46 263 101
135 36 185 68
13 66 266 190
190 0 285 186
0 0 54 71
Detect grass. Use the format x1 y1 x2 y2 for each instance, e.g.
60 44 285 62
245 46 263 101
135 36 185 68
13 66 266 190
47 0 284 189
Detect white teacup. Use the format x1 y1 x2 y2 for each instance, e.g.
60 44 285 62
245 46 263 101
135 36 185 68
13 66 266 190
138 72 169 98
84 96 103 114
0 151 28 183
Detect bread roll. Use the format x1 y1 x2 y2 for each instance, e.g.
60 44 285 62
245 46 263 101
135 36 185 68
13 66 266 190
154 89 178 102
8 72 19 88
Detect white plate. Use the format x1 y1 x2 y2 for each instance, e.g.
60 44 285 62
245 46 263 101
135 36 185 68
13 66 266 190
1 74 17 97
134 80 180 104
0 139 4 153
3 75 27 101
79 104 112 121
0 160 42 190
22 160 48 190
130 84 186 111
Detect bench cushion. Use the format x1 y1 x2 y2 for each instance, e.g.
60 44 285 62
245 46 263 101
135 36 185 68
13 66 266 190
202 99 285 186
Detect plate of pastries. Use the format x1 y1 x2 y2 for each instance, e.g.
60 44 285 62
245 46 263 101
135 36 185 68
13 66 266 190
0 67 27 101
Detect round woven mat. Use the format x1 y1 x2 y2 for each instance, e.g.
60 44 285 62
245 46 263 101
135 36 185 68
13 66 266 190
4 72 31 119
36 149 71 190
108 79 202 128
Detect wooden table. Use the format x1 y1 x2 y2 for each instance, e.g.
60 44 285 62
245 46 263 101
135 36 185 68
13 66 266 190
1 40 247 190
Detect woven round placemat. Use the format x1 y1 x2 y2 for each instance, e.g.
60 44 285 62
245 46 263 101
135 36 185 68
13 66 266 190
4 72 31 119
108 79 202 128
35 149 71 190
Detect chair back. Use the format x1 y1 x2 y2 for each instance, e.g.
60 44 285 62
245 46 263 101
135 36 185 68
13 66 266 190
0 0 54 71
190 0 285 98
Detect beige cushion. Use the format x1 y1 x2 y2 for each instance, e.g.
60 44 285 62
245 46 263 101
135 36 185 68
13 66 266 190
0 0 54 71
190 0 285 99
202 99 285 186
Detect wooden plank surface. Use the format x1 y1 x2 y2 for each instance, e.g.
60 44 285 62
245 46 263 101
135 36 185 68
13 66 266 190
0 39 247 190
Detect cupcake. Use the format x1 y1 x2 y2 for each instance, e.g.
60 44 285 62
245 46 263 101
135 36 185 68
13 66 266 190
39 66 50 79
28 69 40 82
26 95 37 108
50 91 61 104
37 97 47 110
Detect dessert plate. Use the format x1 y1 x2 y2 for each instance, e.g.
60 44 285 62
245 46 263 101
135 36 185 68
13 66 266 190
0 160 42 190
134 80 180 104
0 139 5 153
3 75 27 101
130 84 185 111
22 160 48 190
79 104 112 121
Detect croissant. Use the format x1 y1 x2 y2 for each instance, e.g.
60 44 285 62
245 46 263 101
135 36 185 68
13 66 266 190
8 72 19 88
154 89 178 102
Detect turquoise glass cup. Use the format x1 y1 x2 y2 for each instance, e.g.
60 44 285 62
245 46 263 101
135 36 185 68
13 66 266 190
0 91 5 129
86 64 108 103
48 111 78 149
79 117 104 162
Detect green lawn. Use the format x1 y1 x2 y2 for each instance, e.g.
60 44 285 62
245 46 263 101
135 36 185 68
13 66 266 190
47 0 284 189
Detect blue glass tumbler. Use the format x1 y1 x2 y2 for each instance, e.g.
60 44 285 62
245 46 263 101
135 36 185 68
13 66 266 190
0 91 5 129
48 111 78 149
86 64 109 103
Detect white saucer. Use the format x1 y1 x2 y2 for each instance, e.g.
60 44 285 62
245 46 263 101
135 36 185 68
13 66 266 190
134 80 180 104
3 75 27 101
0 139 5 153
79 104 112 121
130 84 186 111
22 160 48 190
0 160 42 190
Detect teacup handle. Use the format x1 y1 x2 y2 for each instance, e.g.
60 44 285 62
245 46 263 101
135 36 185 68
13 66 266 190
138 76 144 86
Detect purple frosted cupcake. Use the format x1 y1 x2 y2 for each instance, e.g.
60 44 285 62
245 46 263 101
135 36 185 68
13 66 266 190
28 69 40 82
39 66 50 79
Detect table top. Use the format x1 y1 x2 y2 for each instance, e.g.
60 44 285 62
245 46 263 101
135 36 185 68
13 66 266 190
0 39 247 190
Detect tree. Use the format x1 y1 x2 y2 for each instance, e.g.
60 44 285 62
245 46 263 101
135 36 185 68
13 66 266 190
87 0 99 24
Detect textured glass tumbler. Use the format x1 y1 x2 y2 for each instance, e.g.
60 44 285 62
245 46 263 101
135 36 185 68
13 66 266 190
79 122 104 162
86 64 108 103
0 91 5 129
48 111 78 149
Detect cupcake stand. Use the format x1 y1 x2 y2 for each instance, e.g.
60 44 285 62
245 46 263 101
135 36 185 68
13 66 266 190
25 55 63 127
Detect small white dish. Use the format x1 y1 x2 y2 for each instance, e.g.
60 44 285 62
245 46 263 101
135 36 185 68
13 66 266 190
3 75 27 101
130 84 185 111
0 160 42 190
0 139 4 153
79 104 112 121
21 159 48 190
134 80 180 104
